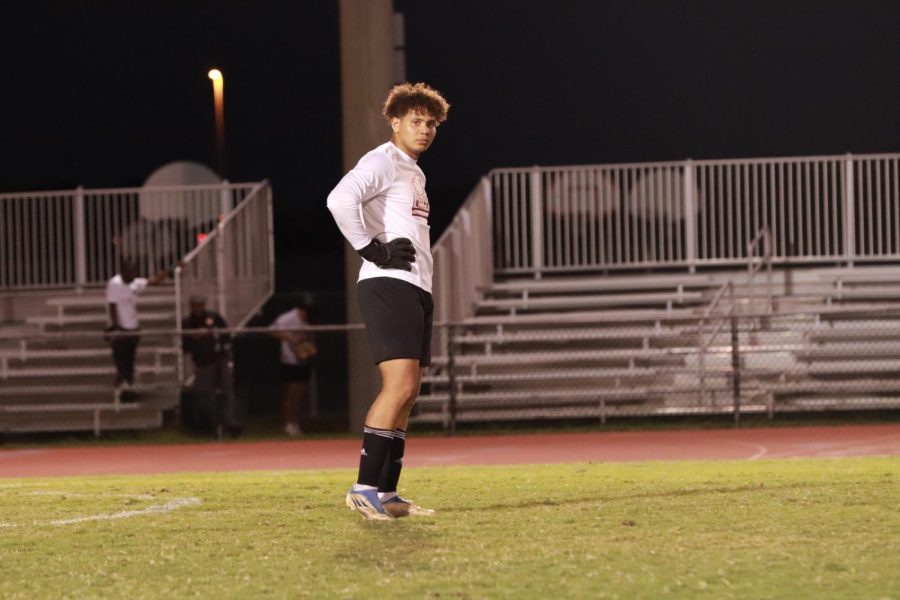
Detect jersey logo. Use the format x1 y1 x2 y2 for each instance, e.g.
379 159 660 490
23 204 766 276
412 174 430 219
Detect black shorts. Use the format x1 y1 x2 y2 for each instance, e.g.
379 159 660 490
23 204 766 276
357 277 434 366
281 363 311 382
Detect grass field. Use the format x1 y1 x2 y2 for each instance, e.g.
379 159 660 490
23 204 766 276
1 457 898 599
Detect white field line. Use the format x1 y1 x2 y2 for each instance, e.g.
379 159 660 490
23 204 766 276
723 440 769 460
0 491 201 529
747 444 769 460
48 496 201 526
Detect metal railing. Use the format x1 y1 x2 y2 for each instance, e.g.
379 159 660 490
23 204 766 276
430 177 493 351
490 153 900 275
698 281 737 411
175 181 274 383
747 226 774 315
0 182 259 290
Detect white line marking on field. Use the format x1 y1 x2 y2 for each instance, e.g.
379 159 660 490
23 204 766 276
0 490 202 529
747 444 769 460
48 497 202 526
725 440 769 460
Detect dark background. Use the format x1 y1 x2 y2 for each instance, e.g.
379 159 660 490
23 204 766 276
2 0 898 302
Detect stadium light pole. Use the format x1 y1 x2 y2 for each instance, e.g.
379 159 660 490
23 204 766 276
208 68 226 177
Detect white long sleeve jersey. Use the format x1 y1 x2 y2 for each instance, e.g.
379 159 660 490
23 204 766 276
327 141 433 293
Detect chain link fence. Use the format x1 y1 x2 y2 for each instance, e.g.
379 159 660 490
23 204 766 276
3 304 900 435
418 307 900 430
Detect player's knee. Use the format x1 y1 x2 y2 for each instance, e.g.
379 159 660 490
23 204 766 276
394 379 419 403
381 373 419 398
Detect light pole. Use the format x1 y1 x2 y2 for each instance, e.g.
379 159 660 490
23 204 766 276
208 68 225 177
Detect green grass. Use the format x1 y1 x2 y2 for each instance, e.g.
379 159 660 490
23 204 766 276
1 458 898 599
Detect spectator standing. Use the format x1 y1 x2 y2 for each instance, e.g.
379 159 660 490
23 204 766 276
181 294 242 438
105 257 167 400
271 304 317 437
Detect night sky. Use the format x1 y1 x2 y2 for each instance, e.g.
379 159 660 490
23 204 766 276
2 1 898 294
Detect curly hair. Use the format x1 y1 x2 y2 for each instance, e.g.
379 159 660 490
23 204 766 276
382 82 450 124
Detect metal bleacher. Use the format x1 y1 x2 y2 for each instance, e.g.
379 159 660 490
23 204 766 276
417 267 900 426
0 181 274 435
418 153 900 428
0 288 179 435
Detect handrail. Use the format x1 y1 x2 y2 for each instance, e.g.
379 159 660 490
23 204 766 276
0 181 264 290
487 152 900 275
747 226 773 315
488 151 900 175
0 182 257 200
698 280 735 406
177 181 266 266
174 181 274 383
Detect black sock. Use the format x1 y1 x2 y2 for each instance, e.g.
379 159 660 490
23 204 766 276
378 429 406 493
356 426 395 487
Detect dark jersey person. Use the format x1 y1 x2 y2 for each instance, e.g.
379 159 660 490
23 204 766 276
181 295 241 437
327 82 450 521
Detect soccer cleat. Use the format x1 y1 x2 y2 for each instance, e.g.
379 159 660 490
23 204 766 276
381 495 435 518
345 488 394 521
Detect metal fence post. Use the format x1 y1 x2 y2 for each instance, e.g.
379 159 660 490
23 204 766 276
74 186 87 288
683 160 697 272
446 324 458 436
530 167 544 278
843 153 855 266
216 226 227 322
730 314 741 427
174 265 184 386
698 318 706 406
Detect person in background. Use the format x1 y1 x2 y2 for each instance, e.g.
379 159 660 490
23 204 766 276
271 303 317 437
181 294 242 438
105 257 168 401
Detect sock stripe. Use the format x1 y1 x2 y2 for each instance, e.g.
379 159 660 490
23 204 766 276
363 426 395 440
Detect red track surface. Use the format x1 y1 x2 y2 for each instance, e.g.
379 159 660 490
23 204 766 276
1 424 899 478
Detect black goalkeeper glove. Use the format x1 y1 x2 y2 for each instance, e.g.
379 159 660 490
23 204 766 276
358 238 416 271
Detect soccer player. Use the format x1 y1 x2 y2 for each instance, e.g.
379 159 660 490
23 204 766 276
327 82 449 521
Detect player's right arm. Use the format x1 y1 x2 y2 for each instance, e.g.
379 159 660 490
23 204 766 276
326 151 416 270
326 151 395 250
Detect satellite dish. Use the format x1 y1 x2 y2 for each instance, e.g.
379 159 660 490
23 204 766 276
143 161 220 188
139 161 223 225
